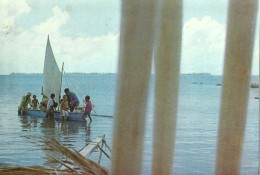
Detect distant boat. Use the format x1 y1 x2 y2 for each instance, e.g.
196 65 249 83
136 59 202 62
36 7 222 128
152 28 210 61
250 83 259 88
20 36 109 121
216 83 222 86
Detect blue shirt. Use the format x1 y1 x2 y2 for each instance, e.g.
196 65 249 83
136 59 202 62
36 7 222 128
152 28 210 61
70 91 79 106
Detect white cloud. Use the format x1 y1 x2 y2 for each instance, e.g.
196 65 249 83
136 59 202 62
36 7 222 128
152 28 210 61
0 1 257 75
181 16 259 75
0 0 30 33
0 3 119 74
181 16 226 75
32 6 69 35
50 33 119 73
251 37 259 75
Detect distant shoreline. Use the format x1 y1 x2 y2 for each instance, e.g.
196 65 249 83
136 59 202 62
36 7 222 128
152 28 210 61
7 72 116 76
2 72 259 77
5 72 213 76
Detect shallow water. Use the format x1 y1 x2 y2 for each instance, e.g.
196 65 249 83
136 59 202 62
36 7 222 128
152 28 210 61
0 74 258 174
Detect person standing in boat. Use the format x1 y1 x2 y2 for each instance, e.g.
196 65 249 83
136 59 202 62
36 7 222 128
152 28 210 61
64 88 79 112
18 92 33 114
82 95 93 123
60 95 70 121
45 93 57 118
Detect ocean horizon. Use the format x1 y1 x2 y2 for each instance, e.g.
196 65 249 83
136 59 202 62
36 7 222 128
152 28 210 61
0 73 258 174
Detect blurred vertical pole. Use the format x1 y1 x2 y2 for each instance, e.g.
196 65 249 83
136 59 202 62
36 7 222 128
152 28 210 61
152 0 182 175
216 0 258 174
111 1 156 175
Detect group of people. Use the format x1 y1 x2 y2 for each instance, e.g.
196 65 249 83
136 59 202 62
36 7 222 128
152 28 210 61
18 88 93 122
18 93 40 114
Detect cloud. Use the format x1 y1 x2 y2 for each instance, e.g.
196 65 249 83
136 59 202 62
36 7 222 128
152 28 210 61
181 16 259 75
50 33 119 73
0 0 30 33
0 3 119 75
32 6 69 35
0 1 257 75
181 16 226 75
251 37 259 75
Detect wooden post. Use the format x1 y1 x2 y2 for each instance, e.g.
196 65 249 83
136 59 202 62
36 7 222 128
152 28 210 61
98 141 104 164
58 136 104 170
152 0 182 175
78 136 104 158
103 139 112 153
216 0 258 174
111 1 156 175
258 16 260 175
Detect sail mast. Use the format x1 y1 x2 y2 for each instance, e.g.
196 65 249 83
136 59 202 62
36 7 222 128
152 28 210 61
58 62 64 111
59 62 64 102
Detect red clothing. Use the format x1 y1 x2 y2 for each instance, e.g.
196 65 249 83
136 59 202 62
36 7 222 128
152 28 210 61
85 101 92 111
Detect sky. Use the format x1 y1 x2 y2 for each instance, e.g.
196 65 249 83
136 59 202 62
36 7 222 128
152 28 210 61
0 0 259 75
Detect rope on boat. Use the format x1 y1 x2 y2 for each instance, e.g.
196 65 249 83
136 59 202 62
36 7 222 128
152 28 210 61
63 71 85 100
63 71 99 112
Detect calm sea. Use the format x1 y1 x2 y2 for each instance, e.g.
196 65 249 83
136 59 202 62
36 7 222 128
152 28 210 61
0 73 258 174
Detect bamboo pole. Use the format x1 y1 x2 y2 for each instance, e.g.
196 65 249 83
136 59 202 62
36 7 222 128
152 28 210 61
111 1 156 175
78 136 104 159
103 139 112 153
152 0 182 175
98 145 111 160
98 141 104 164
216 0 258 174
259 24 260 175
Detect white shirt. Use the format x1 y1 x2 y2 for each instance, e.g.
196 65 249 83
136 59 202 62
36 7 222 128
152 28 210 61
47 99 54 111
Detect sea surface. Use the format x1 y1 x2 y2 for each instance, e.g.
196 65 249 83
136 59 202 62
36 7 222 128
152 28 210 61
0 73 259 175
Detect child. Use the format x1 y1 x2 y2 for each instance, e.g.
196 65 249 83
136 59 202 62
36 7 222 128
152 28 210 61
60 95 70 121
82 95 92 123
45 93 56 118
32 95 39 109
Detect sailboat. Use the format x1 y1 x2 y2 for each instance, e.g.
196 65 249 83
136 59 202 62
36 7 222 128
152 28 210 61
20 36 97 121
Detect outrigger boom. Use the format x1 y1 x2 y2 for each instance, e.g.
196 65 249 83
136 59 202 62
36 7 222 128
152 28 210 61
21 109 113 122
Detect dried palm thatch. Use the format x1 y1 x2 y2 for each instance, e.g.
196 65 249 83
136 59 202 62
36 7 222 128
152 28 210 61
0 135 109 175
0 165 71 175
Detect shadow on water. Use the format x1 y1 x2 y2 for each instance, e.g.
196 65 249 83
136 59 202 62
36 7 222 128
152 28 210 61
17 114 93 168
84 122 92 144
19 115 38 131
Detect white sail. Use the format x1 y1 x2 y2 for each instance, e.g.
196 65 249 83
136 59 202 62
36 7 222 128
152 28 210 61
42 36 62 103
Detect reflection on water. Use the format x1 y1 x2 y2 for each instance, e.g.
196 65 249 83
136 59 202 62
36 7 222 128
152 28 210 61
0 74 258 174
19 116 38 131
85 123 92 143
17 114 95 168
0 110 113 169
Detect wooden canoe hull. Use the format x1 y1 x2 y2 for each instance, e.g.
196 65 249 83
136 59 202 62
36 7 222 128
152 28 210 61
21 109 85 122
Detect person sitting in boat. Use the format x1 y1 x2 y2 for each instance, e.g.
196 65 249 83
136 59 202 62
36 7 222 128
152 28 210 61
39 87 49 111
32 95 39 109
45 93 57 118
60 95 70 121
82 95 93 123
64 88 79 112
40 95 48 112
18 92 33 114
